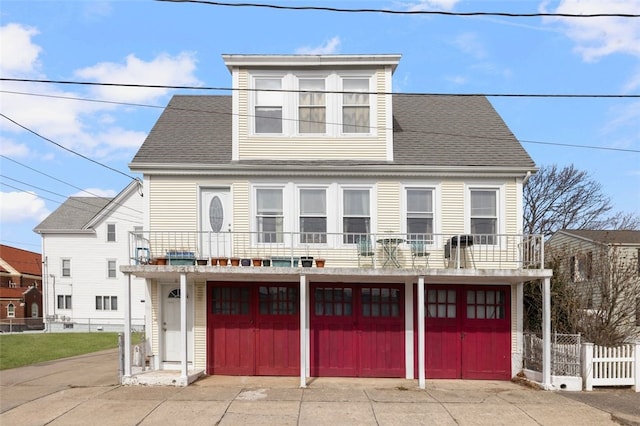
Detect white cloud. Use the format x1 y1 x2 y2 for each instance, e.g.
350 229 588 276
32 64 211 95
295 37 341 55
541 0 640 62
0 191 50 224
407 0 460 12
0 23 42 77
70 188 117 197
0 137 30 158
452 32 487 59
445 75 468 85
75 52 201 103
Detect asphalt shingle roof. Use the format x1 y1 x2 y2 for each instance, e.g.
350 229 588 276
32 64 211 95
560 229 640 245
33 197 111 232
131 94 535 169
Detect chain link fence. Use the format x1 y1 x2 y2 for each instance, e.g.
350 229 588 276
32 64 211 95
524 332 581 376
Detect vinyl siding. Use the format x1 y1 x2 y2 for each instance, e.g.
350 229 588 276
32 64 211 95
194 280 206 370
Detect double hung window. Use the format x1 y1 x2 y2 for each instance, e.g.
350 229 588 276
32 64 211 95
62 259 71 277
299 189 327 243
96 296 118 311
107 223 116 242
343 189 370 243
342 79 370 133
470 189 497 244
406 189 433 242
299 79 326 134
255 78 283 134
256 188 283 243
58 295 72 310
107 260 117 278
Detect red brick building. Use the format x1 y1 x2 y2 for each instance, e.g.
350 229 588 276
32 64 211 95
0 245 44 331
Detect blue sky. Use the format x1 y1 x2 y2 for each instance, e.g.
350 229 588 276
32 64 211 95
1 0 639 253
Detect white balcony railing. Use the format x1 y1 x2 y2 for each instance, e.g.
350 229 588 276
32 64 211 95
129 231 544 270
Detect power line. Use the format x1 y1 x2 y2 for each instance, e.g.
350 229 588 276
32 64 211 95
0 113 139 181
155 0 640 18
0 182 143 225
1 155 144 216
3 89 639 154
2 78 639 98
0 175 142 222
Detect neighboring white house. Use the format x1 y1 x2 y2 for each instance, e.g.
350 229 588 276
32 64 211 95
121 54 554 388
34 180 147 331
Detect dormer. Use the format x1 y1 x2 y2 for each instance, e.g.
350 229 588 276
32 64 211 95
222 54 401 162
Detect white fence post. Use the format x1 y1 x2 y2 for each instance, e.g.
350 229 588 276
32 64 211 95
582 342 594 391
634 342 640 393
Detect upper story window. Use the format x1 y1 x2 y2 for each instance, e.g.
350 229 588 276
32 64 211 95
299 79 326 134
342 78 370 134
255 78 283 134
342 188 371 243
250 72 374 137
470 189 498 244
299 188 327 244
62 259 71 277
107 260 117 278
107 223 116 242
256 188 283 243
406 188 434 242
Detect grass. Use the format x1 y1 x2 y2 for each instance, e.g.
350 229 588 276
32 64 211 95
0 332 120 370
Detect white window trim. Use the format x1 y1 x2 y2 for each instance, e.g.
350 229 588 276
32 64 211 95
464 183 505 245
107 259 117 279
251 183 290 247
401 183 441 248
106 223 117 242
7 303 15 318
339 184 376 247
249 70 376 138
295 184 331 249
61 258 71 278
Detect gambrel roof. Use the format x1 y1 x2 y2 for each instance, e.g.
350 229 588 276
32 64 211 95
130 94 535 170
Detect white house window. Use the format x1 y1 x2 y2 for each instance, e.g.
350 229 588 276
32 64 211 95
470 189 497 244
257 188 283 243
7 303 15 318
62 259 71 277
299 78 326 134
107 223 116 242
406 189 433 242
58 295 72 310
255 78 283 134
107 260 117 278
96 296 118 311
343 189 371 243
342 78 370 134
300 188 327 244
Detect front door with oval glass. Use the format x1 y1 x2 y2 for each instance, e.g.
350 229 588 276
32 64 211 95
200 188 232 259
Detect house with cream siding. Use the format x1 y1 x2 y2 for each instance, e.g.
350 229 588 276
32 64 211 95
34 181 146 331
121 54 554 388
546 229 640 340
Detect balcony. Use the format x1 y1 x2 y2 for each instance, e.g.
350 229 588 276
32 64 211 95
129 231 544 271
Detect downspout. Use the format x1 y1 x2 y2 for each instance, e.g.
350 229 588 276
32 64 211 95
522 171 531 186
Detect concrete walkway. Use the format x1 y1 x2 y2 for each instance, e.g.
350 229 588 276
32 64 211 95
1 349 637 425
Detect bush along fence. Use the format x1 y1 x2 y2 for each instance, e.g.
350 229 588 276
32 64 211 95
581 342 640 392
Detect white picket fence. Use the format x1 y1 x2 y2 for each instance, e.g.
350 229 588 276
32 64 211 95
581 342 640 392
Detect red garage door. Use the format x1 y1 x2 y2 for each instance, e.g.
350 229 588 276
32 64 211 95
422 285 511 380
311 284 405 378
207 282 299 375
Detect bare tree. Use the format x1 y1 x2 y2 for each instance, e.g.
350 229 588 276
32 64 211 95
525 244 640 345
524 164 613 237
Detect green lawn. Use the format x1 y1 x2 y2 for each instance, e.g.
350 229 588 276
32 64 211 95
0 332 120 370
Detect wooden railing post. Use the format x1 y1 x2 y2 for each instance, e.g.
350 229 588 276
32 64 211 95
634 342 640 392
582 342 594 391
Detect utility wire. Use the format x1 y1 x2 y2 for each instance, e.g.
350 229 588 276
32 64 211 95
156 0 640 18
0 113 139 181
0 182 143 225
1 155 144 215
0 175 142 222
3 89 639 154
3 78 639 98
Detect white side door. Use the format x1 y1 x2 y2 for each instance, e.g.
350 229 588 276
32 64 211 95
162 286 193 362
200 188 232 259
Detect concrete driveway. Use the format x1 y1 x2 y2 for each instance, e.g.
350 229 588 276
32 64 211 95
1 349 637 425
